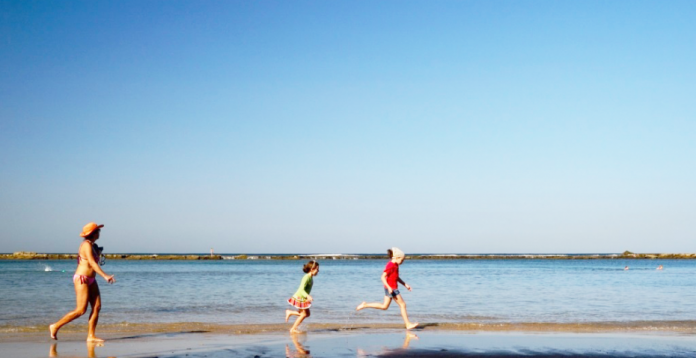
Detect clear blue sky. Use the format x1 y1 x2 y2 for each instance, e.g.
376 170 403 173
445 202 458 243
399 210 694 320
1 1 694 254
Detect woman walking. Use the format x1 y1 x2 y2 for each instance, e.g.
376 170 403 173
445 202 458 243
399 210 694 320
50 222 115 342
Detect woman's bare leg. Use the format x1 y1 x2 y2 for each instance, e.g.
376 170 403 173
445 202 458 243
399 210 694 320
394 295 418 329
50 280 90 340
356 296 392 311
86 283 103 342
290 309 309 333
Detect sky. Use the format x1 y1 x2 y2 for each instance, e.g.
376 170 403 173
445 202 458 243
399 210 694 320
1 1 694 254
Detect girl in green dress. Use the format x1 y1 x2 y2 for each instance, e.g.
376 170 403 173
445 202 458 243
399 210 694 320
285 260 320 333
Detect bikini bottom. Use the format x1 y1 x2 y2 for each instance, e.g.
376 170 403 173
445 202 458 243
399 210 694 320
73 274 96 286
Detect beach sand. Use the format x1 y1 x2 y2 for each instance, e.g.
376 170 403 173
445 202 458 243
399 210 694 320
2 328 696 358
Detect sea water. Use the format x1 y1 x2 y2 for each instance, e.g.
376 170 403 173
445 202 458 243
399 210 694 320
1 258 695 331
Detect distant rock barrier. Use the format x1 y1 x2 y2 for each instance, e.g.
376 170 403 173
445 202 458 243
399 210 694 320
1 251 695 260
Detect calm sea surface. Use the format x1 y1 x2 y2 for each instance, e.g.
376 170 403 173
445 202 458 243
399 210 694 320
1 258 695 331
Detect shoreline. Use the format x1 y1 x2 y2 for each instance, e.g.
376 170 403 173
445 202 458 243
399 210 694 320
4 320 696 341
3 251 696 261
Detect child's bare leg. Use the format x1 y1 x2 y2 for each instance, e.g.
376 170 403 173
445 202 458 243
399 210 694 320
394 295 418 329
286 309 300 323
86 284 103 342
50 281 90 340
356 297 391 311
290 333 309 354
290 309 309 333
403 332 419 348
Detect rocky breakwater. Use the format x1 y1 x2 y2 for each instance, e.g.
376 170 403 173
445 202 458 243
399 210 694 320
619 251 696 259
0 251 223 260
0 251 77 260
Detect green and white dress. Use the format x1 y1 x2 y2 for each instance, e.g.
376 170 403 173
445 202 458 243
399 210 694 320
287 273 313 309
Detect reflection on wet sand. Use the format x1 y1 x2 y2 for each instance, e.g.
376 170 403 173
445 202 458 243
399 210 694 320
358 332 419 357
286 331 419 358
48 341 114 358
286 333 311 357
27 330 696 358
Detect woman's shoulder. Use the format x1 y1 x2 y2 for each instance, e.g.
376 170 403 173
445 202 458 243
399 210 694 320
78 240 94 255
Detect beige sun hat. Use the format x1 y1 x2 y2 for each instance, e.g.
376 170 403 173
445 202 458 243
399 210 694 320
391 247 405 258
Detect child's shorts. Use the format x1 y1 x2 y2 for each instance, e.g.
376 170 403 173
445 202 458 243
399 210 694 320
384 288 400 298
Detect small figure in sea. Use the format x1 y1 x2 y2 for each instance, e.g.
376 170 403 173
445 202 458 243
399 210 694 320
50 222 115 342
624 266 629 271
285 260 320 333
356 247 419 330
657 265 663 270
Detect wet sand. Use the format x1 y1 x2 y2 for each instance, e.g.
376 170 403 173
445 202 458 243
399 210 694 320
5 320 696 338
3 329 696 358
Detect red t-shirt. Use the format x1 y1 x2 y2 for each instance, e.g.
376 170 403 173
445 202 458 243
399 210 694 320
384 261 399 289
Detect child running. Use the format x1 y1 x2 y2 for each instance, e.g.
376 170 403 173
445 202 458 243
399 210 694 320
356 247 418 329
285 260 319 333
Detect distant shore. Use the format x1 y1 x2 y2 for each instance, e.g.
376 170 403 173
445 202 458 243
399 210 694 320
2 251 695 261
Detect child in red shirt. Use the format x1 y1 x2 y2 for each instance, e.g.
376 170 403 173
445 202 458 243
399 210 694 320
356 247 419 329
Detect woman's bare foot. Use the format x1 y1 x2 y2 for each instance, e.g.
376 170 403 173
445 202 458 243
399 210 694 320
356 302 366 311
49 324 58 340
290 328 302 334
86 336 104 343
406 322 419 330
285 310 293 323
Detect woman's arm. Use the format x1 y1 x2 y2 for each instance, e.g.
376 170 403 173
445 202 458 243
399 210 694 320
81 242 114 283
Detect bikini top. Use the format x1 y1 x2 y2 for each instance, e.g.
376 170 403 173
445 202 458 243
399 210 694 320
77 243 98 265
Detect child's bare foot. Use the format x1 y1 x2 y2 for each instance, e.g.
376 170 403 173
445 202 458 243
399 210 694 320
86 336 104 343
49 324 57 340
356 302 366 311
406 322 419 330
285 310 293 323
